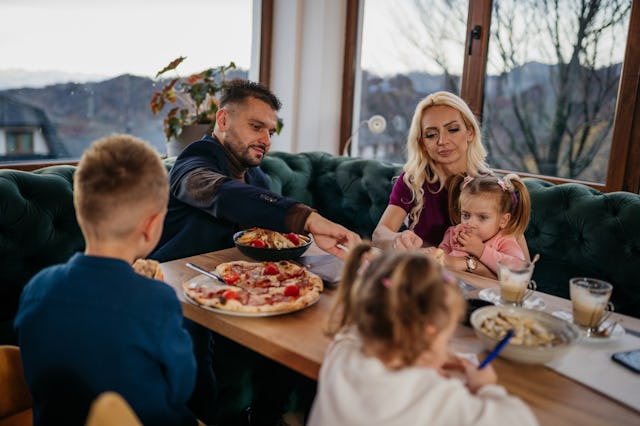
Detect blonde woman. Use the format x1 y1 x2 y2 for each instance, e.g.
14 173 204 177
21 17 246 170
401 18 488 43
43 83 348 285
372 92 529 273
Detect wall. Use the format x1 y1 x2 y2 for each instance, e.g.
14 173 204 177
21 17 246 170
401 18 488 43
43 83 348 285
267 0 347 154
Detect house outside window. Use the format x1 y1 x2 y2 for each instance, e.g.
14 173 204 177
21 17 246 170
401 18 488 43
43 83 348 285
6 131 34 155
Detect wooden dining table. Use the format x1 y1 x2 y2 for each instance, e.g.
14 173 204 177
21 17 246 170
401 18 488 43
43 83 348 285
161 247 640 426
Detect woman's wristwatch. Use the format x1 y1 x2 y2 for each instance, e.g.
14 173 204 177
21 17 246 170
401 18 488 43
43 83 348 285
465 256 478 273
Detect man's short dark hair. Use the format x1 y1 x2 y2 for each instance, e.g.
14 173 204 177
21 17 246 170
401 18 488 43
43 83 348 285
219 79 282 111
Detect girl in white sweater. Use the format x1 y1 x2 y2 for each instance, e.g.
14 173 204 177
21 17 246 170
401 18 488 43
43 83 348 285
308 243 538 426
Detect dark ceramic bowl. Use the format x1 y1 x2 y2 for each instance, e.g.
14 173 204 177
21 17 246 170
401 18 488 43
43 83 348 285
233 230 313 261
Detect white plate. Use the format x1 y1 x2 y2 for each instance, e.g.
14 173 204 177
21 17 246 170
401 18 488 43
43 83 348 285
182 274 320 317
551 311 626 343
478 287 547 311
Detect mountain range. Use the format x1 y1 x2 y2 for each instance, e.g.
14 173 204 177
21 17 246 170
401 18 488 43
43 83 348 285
0 69 248 157
0 69 110 90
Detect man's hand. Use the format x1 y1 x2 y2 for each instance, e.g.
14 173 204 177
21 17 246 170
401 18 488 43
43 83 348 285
304 212 361 259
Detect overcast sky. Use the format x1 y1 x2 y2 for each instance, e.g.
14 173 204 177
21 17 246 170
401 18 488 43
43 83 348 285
1 0 253 78
2 0 416 81
1 0 453 87
5 0 621 86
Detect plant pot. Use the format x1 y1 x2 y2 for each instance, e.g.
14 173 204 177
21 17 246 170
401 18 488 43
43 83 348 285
166 124 212 157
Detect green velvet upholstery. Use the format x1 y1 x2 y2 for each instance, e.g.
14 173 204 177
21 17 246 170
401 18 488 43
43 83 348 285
0 166 84 344
523 179 640 315
260 152 400 238
1 153 639 347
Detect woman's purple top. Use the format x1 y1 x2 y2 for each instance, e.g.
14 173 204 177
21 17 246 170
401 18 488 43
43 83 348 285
388 172 451 246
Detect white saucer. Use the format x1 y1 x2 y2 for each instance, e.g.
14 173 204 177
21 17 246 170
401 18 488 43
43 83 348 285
478 287 547 311
551 310 626 343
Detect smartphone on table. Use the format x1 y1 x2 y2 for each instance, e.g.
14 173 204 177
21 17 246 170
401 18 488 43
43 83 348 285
611 349 640 374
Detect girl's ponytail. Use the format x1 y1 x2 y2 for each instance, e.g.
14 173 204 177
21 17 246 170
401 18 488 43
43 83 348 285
501 174 531 235
326 242 375 336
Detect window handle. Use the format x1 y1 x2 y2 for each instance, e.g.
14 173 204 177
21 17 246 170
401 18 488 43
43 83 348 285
468 25 482 55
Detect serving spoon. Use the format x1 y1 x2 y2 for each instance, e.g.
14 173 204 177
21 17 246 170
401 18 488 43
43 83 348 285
185 262 227 284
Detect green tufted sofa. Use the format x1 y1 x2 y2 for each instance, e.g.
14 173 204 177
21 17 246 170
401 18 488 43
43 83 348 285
2 152 639 345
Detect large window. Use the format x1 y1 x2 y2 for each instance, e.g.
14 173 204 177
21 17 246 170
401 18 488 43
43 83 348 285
0 0 253 162
482 0 630 183
354 0 468 163
351 0 639 192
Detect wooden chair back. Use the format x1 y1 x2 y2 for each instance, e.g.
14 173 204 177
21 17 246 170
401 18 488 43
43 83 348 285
0 345 32 426
85 391 142 426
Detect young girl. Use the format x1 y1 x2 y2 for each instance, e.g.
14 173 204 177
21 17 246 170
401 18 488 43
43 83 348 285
437 174 531 277
307 243 537 426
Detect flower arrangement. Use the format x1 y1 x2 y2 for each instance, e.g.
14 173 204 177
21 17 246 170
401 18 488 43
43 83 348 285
150 56 236 141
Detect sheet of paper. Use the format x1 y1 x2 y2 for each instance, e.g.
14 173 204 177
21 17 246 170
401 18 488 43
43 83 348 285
546 333 640 412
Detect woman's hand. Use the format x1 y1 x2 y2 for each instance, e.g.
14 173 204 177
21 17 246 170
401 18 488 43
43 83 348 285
392 230 423 250
443 253 468 272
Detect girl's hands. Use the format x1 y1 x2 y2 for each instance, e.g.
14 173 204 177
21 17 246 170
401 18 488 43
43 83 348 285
462 358 498 393
438 354 466 378
455 228 484 258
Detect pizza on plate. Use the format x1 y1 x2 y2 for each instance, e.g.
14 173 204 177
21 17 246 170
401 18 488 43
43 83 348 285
183 260 323 314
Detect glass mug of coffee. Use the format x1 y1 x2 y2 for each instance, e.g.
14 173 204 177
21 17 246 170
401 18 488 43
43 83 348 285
497 258 536 306
569 277 614 335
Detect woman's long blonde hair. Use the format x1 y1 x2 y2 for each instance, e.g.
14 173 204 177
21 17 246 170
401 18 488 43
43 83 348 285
403 91 490 230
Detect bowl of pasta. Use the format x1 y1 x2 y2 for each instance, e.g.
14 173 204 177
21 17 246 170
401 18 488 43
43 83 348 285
470 305 580 364
233 227 312 261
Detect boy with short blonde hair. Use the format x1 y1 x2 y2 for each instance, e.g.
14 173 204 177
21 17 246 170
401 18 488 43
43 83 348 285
15 134 197 426
74 134 169 242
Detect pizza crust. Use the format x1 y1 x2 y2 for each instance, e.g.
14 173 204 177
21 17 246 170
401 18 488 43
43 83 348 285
183 260 323 314
133 258 164 280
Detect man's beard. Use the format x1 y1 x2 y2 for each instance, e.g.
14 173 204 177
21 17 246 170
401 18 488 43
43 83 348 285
224 133 264 168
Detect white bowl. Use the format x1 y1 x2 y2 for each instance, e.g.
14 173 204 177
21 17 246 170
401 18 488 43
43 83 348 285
470 305 580 364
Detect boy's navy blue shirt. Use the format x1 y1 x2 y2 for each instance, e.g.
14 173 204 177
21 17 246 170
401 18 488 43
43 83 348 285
14 253 197 426
151 135 299 262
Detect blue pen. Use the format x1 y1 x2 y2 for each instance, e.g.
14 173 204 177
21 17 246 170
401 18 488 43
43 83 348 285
478 329 515 369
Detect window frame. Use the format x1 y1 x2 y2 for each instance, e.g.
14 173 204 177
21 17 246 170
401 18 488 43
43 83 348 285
5 129 35 155
342 0 640 193
258 0 274 86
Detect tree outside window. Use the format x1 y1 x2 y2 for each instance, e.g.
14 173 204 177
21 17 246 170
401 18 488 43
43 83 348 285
355 0 631 185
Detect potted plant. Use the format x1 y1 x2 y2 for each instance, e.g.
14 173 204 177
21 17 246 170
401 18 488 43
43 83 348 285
150 56 236 155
